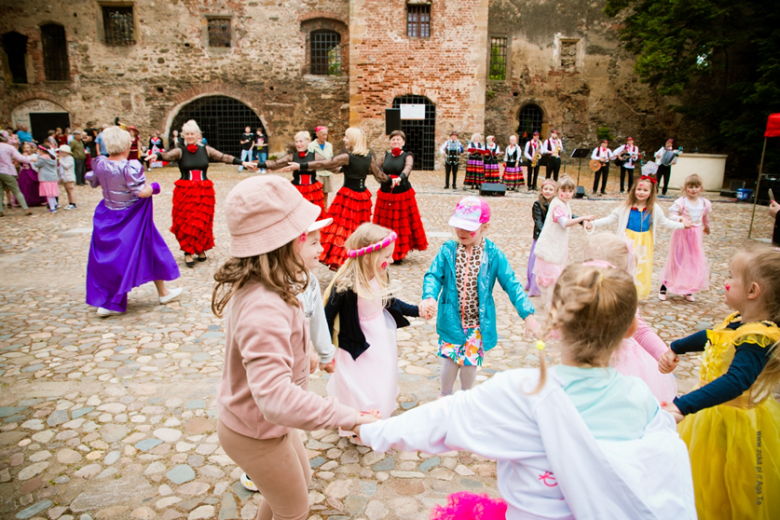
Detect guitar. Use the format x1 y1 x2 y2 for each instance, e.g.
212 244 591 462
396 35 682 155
589 159 603 172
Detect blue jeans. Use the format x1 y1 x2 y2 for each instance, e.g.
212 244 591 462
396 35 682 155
255 151 267 163
239 149 253 170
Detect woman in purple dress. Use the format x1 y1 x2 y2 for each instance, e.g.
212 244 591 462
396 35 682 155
17 142 44 207
86 126 183 317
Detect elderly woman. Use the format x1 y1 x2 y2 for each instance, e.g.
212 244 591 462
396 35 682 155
260 131 326 219
148 119 255 267
86 126 182 317
275 127 389 270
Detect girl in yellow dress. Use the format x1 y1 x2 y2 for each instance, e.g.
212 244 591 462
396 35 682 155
585 176 688 299
660 245 780 519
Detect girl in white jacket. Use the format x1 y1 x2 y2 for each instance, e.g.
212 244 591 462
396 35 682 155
585 176 689 299
351 263 696 520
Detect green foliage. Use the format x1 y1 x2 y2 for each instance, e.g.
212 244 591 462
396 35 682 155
328 46 342 77
597 126 614 142
489 42 506 81
605 0 780 175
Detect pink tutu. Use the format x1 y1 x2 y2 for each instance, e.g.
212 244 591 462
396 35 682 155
39 181 59 197
533 257 565 288
661 225 709 295
430 492 507 520
611 337 677 403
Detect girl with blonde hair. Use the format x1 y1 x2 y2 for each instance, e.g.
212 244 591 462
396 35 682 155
351 263 695 519
324 223 421 431
258 130 326 218
148 119 255 267
283 127 389 270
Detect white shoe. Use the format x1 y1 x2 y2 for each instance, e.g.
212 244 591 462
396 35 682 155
240 473 258 492
159 287 183 304
97 307 122 317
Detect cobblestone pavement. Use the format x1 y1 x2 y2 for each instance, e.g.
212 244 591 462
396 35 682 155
0 164 776 520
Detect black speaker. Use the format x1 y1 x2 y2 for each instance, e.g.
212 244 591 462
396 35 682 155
385 109 401 135
575 186 586 198
480 183 506 197
757 176 780 206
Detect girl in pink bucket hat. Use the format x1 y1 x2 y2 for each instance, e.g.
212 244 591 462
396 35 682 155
420 196 540 397
213 175 378 519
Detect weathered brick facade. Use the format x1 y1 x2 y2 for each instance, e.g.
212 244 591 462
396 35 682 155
1 0 687 168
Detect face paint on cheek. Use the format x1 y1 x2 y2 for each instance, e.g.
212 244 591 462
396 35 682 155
470 232 476 237
724 283 730 291
381 262 388 269
299 233 306 243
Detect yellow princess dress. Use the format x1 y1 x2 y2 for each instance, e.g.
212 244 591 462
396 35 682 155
676 313 780 519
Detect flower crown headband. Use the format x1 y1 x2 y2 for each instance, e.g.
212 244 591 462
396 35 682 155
347 232 398 258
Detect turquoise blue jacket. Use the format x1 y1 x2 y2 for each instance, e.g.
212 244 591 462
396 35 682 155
422 239 535 351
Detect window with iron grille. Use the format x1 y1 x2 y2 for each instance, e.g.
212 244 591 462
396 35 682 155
489 37 507 81
407 4 431 38
102 5 135 46
311 30 340 75
518 104 544 147
40 24 69 81
208 18 231 48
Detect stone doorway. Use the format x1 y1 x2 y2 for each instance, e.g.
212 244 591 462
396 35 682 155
170 96 265 158
518 104 543 148
392 95 436 171
29 113 70 144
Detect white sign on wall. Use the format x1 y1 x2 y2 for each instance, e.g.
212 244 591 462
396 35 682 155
400 104 426 120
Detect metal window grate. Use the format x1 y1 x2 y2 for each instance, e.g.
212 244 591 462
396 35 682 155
518 105 543 147
2 32 28 84
170 96 266 158
311 30 341 75
208 18 231 48
393 95 436 170
407 4 431 38
102 6 135 46
489 37 507 81
40 24 69 81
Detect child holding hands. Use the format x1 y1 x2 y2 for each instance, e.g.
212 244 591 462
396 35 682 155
660 245 780 519
420 196 539 396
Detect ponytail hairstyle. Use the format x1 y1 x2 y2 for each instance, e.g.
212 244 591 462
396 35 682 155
211 239 308 318
323 223 396 306
529 264 638 393
730 246 780 403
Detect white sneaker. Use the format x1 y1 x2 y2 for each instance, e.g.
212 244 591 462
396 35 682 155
97 307 122 317
240 473 258 492
159 287 183 304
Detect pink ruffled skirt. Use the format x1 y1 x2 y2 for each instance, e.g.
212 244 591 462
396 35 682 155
662 225 709 295
39 181 59 197
611 337 678 403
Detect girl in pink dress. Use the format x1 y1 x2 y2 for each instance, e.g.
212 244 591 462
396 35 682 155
584 233 678 403
324 223 421 434
660 174 711 302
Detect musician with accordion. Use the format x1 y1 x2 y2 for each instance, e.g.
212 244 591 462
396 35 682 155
590 139 613 196
612 137 639 193
654 138 682 195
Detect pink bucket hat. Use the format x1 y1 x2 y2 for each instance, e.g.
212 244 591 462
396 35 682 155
225 175 320 258
448 196 491 232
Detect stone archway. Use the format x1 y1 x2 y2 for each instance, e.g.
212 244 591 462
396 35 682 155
12 98 70 143
168 95 266 157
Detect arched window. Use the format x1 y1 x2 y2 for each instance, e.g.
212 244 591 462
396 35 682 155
518 104 543 146
40 24 69 81
310 30 341 76
2 32 28 84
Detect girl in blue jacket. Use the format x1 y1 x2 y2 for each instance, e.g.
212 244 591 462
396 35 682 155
420 196 539 396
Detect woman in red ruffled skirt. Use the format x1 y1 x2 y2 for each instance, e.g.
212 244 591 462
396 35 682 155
259 131 326 219
148 120 255 267
372 130 428 263
282 127 389 270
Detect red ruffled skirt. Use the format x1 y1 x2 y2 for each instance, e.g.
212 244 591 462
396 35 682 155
294 181 326 220
320 187 372 270
171 179 215 255
372 188 428 261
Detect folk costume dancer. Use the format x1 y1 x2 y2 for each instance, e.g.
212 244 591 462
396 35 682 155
591 139 613 195
464 134 486 190
613 137 640 193
439 131 463 190
148 120 255 267
524 131 543 191
542 130 563 181
483 136 501 182
148 131 165 169
502 135 524 190
259 131 326 219
372 130 428 263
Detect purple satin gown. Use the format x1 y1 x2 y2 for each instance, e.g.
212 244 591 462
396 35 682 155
86 156 179 312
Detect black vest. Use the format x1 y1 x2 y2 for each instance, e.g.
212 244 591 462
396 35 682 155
379 151 412 194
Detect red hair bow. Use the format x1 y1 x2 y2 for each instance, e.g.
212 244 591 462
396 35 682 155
639 175 657 185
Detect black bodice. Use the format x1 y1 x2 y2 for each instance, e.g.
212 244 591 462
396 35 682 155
379 151 412 194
